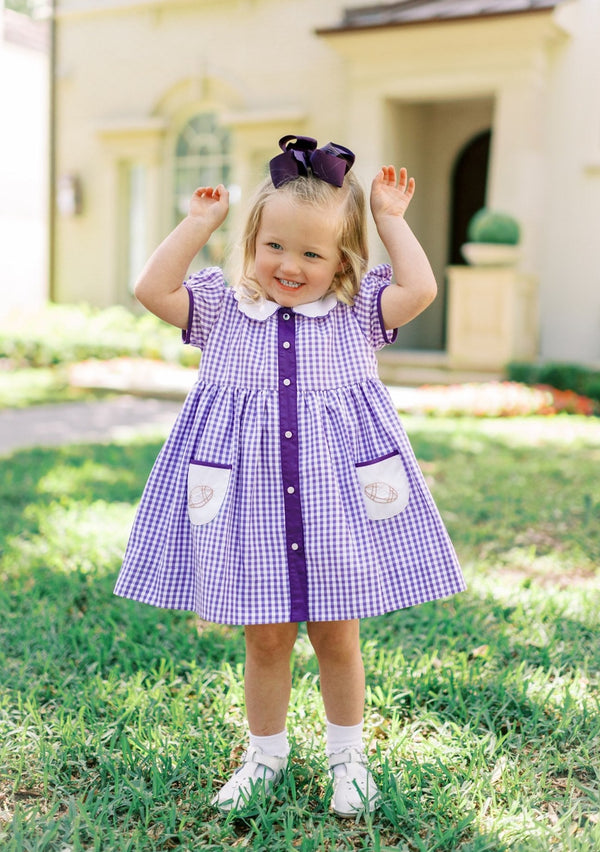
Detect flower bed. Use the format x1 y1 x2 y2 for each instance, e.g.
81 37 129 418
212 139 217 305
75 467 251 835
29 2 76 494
395 381 598 418
66 361 599 418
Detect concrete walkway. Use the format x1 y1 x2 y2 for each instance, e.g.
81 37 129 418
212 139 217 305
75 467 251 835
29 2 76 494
2 383 599 458
0 387 422 457
0 396 182 456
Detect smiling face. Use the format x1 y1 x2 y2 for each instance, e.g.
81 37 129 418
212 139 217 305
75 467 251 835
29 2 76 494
253 192 343 308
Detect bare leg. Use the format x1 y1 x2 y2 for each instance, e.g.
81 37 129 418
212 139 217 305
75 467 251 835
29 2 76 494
213 623 298 812
306 620 365 726
306 620 380 816
244 623 299 735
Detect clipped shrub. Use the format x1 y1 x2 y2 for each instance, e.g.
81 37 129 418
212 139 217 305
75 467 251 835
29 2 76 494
0 303 200 368
467 209 521 245
507 361 600 405
581 374 600 402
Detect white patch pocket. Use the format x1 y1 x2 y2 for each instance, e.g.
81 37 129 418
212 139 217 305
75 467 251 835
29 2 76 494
187 460 232 525
356 451 410 521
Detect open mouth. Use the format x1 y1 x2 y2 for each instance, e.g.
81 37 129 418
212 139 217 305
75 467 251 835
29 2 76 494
277 278 304 290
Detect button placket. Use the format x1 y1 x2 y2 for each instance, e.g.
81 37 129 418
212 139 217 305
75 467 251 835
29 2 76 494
277 307 308 622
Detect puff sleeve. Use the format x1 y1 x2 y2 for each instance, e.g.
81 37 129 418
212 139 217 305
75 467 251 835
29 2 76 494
181 267 228 350
351 264 399 351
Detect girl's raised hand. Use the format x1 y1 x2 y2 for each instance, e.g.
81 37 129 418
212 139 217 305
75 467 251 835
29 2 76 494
370 166 415 222
189 184 230 232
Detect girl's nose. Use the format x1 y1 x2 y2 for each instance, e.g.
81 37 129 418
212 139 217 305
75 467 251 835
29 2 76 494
279 254 301 276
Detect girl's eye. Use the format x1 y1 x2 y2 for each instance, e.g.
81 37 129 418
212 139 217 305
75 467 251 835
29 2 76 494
304 251 320 259
268 242 282 250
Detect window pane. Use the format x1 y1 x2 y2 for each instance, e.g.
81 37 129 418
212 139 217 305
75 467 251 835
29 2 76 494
174 113 232 268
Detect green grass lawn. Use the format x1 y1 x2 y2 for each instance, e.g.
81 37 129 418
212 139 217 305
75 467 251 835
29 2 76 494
0 415 599 851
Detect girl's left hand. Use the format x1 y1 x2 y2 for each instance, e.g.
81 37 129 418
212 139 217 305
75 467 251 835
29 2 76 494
370 166 415 221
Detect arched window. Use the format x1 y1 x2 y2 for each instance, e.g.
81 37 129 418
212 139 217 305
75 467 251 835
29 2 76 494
174 113 232 266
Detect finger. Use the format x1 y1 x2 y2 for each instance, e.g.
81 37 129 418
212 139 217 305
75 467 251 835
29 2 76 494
383 165 396 184
375 166 392 185
212 184 229 199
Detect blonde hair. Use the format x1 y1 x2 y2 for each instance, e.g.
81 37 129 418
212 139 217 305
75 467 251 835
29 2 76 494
234 172 368 306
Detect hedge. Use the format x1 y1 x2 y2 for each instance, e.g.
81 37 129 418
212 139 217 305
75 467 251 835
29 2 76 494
507 361 600 404
0 303 200 368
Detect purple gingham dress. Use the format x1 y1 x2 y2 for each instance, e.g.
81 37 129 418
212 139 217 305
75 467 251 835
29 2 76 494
114 265 465 624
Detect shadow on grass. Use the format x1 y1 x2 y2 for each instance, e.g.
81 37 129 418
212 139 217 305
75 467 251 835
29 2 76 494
1 426 598 697
1 425 597 630
0 439 164 542
2 422 598 574
0 426 599 850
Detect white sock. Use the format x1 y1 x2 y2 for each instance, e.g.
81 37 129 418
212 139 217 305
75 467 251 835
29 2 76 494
326 719 364 778
248 730 289 779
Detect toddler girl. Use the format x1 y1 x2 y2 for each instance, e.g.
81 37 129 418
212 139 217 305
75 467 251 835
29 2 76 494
114 134 465 817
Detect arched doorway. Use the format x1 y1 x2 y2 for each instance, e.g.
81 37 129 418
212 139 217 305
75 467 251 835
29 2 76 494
449 130 491 265
391 103 493 352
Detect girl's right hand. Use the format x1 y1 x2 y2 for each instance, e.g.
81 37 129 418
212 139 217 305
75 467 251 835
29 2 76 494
189 185 230 233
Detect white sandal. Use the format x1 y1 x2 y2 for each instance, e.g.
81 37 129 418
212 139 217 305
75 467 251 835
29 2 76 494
328 748 381 817
212 746 287 813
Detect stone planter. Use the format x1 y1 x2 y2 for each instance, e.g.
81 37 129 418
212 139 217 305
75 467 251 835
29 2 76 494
446 266 539 371
461 242 521 267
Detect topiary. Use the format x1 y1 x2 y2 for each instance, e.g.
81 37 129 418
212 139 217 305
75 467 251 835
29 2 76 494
467 209 521 245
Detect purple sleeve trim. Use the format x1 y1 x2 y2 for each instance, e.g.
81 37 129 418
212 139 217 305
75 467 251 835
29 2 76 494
356 450 400 468
181 284 194 344
377 285 398 344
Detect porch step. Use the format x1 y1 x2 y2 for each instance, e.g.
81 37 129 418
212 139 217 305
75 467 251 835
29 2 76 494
376 350 504 387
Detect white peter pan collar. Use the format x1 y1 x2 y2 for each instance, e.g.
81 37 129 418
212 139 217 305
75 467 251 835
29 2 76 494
234 290 338 321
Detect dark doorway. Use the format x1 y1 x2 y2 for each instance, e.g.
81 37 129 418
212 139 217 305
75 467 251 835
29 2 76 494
449 130 491 265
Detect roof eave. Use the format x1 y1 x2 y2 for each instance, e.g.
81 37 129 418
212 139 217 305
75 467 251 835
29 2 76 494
315 6 557 37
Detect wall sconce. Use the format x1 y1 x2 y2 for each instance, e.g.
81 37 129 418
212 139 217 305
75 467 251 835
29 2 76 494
57 173 83 216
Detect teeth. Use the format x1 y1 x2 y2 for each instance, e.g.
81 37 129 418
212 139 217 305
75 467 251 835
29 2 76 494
279 279 303 289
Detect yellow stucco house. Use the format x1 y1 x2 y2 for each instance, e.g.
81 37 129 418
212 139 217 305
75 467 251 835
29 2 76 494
51 0 600 369
0 6 48 316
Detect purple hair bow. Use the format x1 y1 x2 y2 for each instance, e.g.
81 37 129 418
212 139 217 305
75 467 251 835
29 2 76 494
269 134 355 188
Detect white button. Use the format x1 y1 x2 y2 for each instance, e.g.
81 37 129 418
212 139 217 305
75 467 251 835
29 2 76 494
283 341 291 349
284 431 293 439
291 543 299 551
283 378 291 386
283 313 291 320
287 486 295 494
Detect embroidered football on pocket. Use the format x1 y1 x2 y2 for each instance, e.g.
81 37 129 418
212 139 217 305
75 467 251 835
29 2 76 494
187 461 232 525
356 451 410 520
189 485 214 509
364 481 399 504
